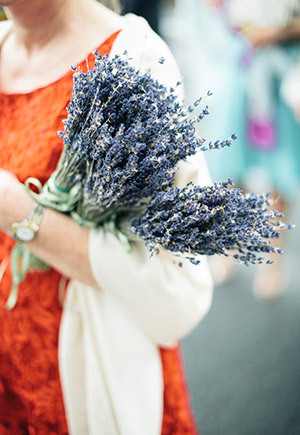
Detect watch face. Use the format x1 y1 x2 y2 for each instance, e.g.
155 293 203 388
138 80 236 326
16 226 35 242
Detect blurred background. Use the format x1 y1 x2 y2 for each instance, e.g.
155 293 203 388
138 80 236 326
1 1 300 433
158 1 300 434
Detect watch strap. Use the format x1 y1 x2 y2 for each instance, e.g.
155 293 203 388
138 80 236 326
11 202 46 242
26 202 45 231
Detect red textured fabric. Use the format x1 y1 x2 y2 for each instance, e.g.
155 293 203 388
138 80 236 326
0 30 198 434
160 346 199 435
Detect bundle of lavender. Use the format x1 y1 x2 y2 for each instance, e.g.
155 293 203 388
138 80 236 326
36 53 232 225
27 52 290 259
6 52 291 309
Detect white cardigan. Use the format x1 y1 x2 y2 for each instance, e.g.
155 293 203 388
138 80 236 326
0 15 213 435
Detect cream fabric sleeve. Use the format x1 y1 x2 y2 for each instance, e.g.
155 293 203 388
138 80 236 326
88 14 213 347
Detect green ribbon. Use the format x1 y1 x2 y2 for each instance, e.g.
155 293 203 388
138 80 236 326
25 174 81 212
70 210 99 228
5 243 48 310
103 213 133 253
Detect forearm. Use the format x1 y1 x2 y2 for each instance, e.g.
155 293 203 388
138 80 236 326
2 173 98 288
236 17 300 47
27 207 97 287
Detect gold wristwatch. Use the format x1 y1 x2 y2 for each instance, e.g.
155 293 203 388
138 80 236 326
11 202 46 242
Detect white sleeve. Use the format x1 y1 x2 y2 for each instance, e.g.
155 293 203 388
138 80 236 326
89 229 213 347
88 14 213 347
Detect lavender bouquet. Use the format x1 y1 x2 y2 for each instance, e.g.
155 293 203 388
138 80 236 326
6 52 291 309
36 53 232 226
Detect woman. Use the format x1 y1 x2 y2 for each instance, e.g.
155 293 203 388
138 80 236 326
0 0 213 433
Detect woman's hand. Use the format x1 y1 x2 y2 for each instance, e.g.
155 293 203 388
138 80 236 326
0 169 34 234
240 18 300 48
0 169 98 286
240 25 281 47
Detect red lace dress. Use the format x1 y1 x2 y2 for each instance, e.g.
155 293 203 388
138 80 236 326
0 31 198 434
